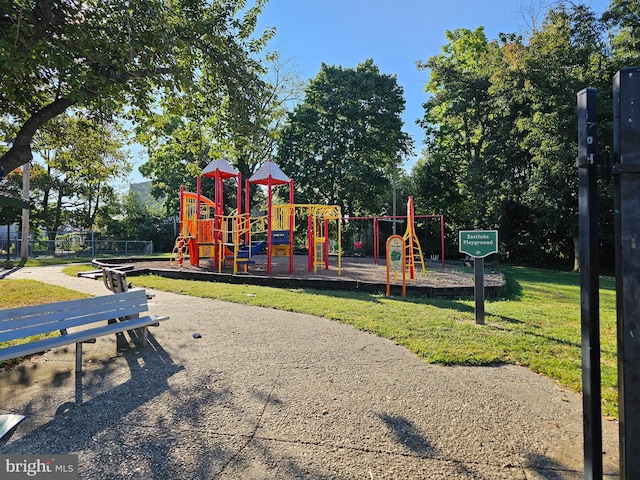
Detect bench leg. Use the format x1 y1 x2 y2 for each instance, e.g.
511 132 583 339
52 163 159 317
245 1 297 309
140 327 149 347
75 342 82 373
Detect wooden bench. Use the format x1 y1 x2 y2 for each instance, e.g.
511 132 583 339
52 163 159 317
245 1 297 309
0 290 169 372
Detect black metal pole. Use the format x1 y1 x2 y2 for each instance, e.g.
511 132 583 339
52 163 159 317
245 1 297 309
474 257 485 325
577 87 602 480
613 67 640 480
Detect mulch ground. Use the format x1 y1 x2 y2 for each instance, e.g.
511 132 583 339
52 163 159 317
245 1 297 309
127 254 505 290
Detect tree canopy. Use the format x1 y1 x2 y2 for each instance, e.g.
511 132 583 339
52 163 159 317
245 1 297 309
3 0 636 267
0 0 272 178
28 114 129 243
136 53 302 216
277 59 412 217
413 2 617 267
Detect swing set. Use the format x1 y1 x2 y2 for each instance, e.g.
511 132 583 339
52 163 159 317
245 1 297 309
341 197 445 280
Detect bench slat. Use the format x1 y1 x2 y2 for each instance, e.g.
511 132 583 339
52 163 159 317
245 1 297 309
0 290 147 320
0 291 150 343
0 314 169 362
0 298 146 329
0 289 169 373
0 301 148 342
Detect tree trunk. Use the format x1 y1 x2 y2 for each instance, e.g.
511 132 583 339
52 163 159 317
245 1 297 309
573 235 580 272
0 97 76 178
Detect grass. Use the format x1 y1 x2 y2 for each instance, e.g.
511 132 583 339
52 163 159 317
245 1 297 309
2 278 88 308
1 263 619 417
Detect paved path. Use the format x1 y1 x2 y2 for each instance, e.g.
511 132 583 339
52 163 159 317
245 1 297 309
0 266 620 479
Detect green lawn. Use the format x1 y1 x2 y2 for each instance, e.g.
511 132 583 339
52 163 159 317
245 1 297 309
1 264 619 417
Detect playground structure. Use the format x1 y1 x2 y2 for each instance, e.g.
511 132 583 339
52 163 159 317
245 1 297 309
172 159 343 275
171 158 443 280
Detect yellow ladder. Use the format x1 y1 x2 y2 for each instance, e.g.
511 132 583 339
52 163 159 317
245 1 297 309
403 231 426 281
314 236 326 272
170 236 190 267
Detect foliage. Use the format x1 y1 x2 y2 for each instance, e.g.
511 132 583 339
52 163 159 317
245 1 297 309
98 185 175 252
415 27 502 231
0 169 23 225
137 54 302 217
413 3 616 267
603 0 640 70
0 0 272 178
277 59 413 217
26 114 130 245
227 53 305 181
137 115 210 216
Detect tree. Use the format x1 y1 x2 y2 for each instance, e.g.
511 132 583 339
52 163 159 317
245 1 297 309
277 59 412 218
603 0 640 70
512 4 610 266
414 4 613 266
231 53 305 183
0 0 272 178
415 28 506 237
29 114 130 247
137 115 209 216
98 186 175 252
137 52 304 216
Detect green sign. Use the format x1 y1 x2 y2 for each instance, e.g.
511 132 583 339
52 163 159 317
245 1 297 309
459 230 498 258
387 235 404 272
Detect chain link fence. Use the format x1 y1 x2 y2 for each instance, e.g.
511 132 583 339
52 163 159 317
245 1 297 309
1 231 153 260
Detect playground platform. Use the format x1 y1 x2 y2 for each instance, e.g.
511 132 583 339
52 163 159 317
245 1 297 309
103 255 506 298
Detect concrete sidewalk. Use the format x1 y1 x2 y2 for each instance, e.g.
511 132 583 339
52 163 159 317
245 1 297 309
0 266 620 479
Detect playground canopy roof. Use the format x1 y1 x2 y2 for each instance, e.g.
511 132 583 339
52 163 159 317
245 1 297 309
201 159 239 179
249 159 290 186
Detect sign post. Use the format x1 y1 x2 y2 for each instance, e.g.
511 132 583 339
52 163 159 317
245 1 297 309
459 230 498 325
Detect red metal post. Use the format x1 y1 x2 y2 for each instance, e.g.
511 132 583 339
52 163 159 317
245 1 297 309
289 179 294 273
307 214 313 271
267 177 273 274
179 185 184 237
245 179 251 244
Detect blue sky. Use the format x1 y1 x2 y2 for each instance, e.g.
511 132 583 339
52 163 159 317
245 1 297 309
254 0 611 172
